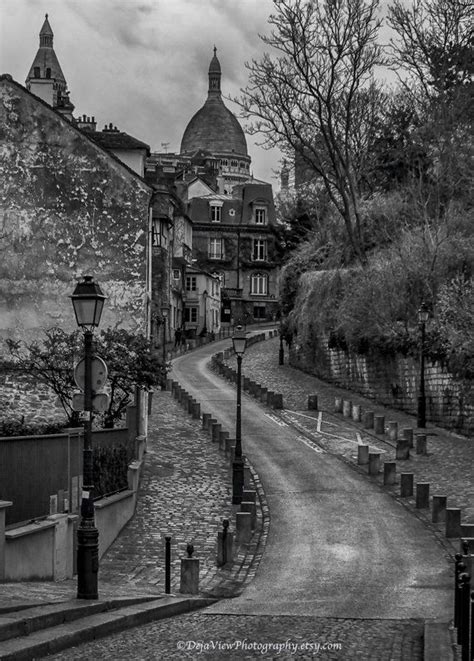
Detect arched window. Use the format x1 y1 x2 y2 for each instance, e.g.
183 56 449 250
251 273 268 295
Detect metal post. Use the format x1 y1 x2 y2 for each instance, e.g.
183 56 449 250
458 572 470 660
165 535 171 594
455 554 465 631
77 330 99 600
232 354 244 504
279 331 284 365
417 317 426 428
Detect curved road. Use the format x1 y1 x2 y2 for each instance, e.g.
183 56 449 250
172 337 452 620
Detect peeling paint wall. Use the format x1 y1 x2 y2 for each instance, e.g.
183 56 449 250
0 78 153 345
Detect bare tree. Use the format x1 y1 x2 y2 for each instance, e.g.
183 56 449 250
388 0 473 104
235 0 386 265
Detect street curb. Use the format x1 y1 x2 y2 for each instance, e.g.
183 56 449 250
0 596 217 660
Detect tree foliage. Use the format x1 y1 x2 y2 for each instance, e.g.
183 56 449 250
5 328 165 428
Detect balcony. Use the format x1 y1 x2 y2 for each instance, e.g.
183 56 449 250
223 287 243 299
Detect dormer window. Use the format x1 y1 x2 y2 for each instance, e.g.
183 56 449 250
34 67 40 78
45 68 51 78
255 208 267 225
209 200 224 222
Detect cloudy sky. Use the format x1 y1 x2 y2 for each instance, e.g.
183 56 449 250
1 0 395 186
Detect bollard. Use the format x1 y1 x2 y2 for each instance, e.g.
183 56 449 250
446 508 462 538
243 377 251 391
352 404 361 422
388 421 398 442
402 427 414 448
166 378 173 391
396 439 410 460
454 554 465 632
236 512 252 544
224 437 234 457
460 524 474 538
180 544 199 595
202 413 211 430
416 482 430 509
211 422 222 443
273 393 284 409
368 452 380 475
383 462 396 486
266 391 275 407
432 495 447 523
415 434 427 455
165 536 171 594
260 387 268 403
241 501 256 530
192 402 201 419
374 415 385 435
308 395 318 411
242 489 256 504
218 430 229 451
363 411 374 429
357 444 369 465
187 396 195 414
343 400 352 417
334 397 343 413
400 473 414 497
217 519 233 567
243 466 251 490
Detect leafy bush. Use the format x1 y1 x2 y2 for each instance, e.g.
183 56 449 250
0 419 67 437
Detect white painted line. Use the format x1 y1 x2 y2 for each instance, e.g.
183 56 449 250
356 432 363 444
317 411 322 432
296 435 324 453
264 413 288 427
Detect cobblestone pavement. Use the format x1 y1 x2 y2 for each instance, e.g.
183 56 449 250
46 611 424 660
0 387 266 608
227 337 474 536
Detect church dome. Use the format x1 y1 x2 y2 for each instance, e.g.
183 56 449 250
180 48 248 158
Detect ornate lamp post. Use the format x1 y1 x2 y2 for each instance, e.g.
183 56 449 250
417 302 429 429
232 325 247 504
70 275 106 600
160 305 169 387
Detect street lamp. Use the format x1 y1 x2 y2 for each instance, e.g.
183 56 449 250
232 325 247 504
417 302 429 429
279 324 284 366
161 305 169 386
70 275 106 600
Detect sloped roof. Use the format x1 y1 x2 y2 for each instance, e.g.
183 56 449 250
89 130 150 154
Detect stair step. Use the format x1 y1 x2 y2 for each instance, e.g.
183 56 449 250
0 596 156 643
0 597 215 660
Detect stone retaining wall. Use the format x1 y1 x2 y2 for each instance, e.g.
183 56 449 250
0 370 65 427
290 339 473 436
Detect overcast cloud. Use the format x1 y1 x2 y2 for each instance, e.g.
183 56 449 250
1 0 395 186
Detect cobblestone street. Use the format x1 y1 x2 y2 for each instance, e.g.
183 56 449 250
46 611 424 660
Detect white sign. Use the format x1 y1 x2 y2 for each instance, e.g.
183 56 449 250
74 356 108 392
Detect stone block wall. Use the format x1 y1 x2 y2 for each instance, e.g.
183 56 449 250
290 339 473 437
0 371 65 427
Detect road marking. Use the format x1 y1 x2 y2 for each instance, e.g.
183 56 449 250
286 410 339 427
317 411 322 432
264 413 288 427
296 435 324 453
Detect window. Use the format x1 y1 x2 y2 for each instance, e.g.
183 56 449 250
210 205 221 222
209 238 223 259
255 208 266 225
253 239 267 261
173 269 180 280
186 276 197 291
231 160 238 168
46 68 51 78
251 273 268 295
253 304 267 319
185 307 198 323
34 67 40 78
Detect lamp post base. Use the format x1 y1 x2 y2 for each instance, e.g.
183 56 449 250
77 523 99 599
232 457 244 505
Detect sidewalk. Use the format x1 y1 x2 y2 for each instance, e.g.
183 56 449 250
230 336 474 540
0 384 265 611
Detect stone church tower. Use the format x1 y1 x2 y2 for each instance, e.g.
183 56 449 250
25 14 75 121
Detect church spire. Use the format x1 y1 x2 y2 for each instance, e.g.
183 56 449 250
208 46 221 95
39 13 54 48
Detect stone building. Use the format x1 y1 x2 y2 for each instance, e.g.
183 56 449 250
0 73 153 342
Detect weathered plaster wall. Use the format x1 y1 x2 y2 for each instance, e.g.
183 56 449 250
0 77 153 345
